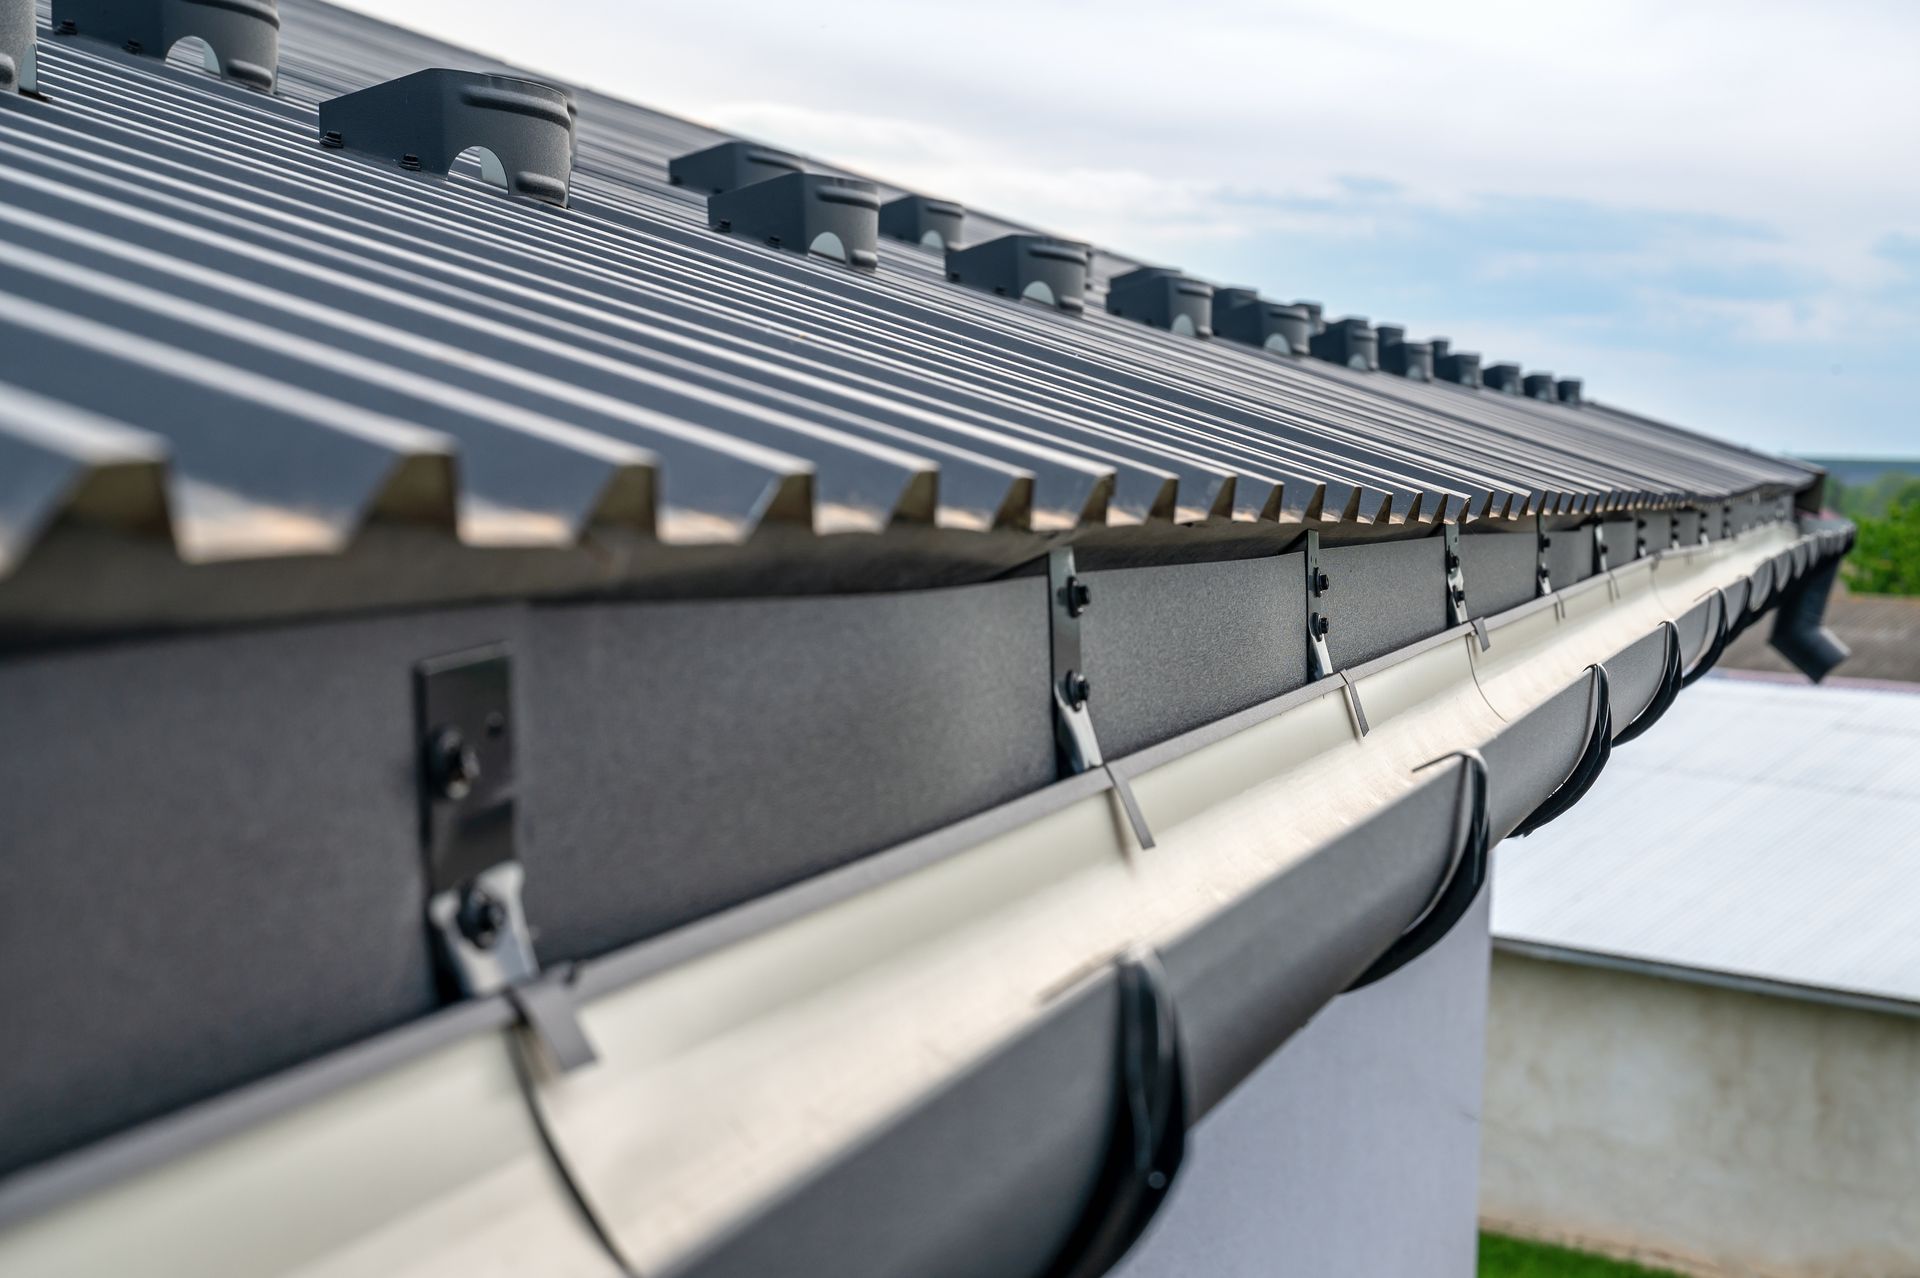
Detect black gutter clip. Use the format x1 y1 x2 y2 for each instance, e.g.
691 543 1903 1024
710 172 881 269
1106 267 1213 338
53 0 279 91
1680 589 1732 687
1613 621 1682 746
1041 951 1187 1278
947 234 1090 313
879 193 965 251
415 645 593 1073
318 69 576 206
2 0 36 94
1513 664 1612 837
1347 750 1490 990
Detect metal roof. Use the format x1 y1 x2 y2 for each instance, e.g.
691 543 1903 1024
0 0 1820 630
1492 673 1920 1005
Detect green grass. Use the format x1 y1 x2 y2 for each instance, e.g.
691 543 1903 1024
1480 1233 1685 1277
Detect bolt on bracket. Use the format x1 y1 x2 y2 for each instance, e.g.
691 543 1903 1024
1535 516 1554 597
415 645 591 1071
1442 523 1468 627
1305 531 1334 680
1047 548 1155 849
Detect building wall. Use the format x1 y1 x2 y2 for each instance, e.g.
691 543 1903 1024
1482 951 1920 1277
1115 892 1491 1278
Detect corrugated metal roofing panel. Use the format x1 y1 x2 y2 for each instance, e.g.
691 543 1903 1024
0 0 1817 628
1492 675 1920 1004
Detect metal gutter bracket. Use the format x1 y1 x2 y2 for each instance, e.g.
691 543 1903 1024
1304 532 1368 737
1040 950 1186 1278
709 172 881 269
1443 523 1468 626
1047 548 1154 849
1347 750 1489 990
53 0 279 91
415 645 592 1072
1535 516 1553 597
1513 665 1612 837
1 0 35 94
1305 530 1334 679
318 69 575 206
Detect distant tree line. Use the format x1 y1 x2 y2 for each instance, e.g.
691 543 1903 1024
1828 471 1920 596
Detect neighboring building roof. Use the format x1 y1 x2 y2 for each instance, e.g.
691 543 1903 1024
1493 673 1920 1007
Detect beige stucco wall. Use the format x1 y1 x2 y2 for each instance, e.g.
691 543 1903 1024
1482 951 1920 1278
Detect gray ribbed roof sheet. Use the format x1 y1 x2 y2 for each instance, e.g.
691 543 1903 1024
1492 674 1920 1004
0 0 1820 625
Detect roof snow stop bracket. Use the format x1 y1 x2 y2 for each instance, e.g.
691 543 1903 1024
708 172 882 270
415 645 593 1073
1049 547 1154 850
1040 950 1187 1278
51 0 279 92
318 68 576 206
2 0 36 95
1513 664 1612 838
1346 750 1490 990
948 234 1090 313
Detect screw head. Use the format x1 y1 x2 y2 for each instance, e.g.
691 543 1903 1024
400 153 421 171
1062 670 1092 708
455 887 508 950
321 130 343 149
427 726 481 801
1445 552 1461 571
1312 569 1331 594
1312 613 1331 638
1062 576 1092 618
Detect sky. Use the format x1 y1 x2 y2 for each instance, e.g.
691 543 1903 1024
337 0 1920 458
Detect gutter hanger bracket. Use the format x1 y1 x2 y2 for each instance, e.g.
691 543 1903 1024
1047 548 1154 848
1041 950 1187 1278
1304 532 1368 736
1535 516 1553 597
1347 750 1489 990
1443 523 1469 627
415 645 592 1074
1513 664 1612 837
1305 530 1334 679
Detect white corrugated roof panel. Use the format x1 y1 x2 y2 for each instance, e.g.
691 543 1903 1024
1492 673 1920 1004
